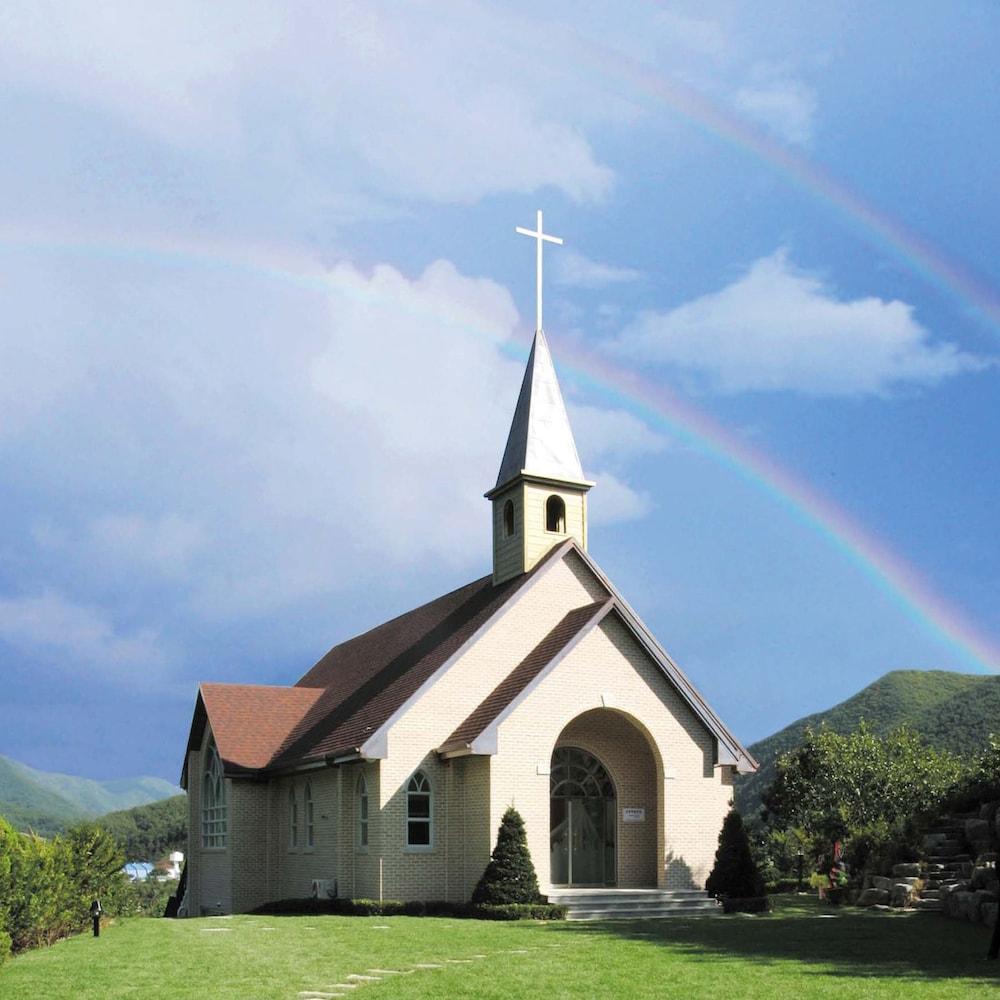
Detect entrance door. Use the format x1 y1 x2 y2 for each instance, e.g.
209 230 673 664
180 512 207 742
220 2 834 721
550 747 616 886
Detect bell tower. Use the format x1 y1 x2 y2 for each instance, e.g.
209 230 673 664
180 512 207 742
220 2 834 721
486 212 594 585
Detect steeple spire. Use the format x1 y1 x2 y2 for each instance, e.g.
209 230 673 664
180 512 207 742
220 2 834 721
493 328 586 491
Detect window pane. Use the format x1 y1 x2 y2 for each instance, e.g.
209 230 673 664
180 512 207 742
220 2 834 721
408 793 430 819
408 820 430 845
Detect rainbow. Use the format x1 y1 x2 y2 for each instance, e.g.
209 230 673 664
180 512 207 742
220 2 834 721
572 35 1000 338
1 231 996 674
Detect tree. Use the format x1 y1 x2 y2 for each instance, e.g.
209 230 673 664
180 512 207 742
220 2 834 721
706 810 765 899
472 807 541 905
763 723 967 844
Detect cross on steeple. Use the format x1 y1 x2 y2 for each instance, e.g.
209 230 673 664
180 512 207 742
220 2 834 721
516 209 563 332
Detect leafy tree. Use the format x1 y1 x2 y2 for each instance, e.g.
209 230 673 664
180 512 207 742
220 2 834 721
472 807 541 905
706 810 766 899
95 795 187 862
763 723 968 844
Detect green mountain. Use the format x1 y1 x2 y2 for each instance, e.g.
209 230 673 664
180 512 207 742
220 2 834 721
735 670 1000 818
0 754 182 837
97 795 188 862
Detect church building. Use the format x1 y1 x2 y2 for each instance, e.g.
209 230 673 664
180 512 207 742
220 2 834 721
180 219 756 916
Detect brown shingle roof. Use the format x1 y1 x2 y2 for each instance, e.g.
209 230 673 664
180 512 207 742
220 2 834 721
440 598 613 753
193 684 325 775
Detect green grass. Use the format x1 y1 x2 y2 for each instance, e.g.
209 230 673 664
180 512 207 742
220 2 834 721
2 896 997 999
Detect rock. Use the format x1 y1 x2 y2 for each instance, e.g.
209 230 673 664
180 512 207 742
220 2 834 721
922 833 946 851
872 876 892 892
858 888 889 907
892 863 921 878
967 818 991 842
955 891 977 922
891 883 914 907
984 902 998 929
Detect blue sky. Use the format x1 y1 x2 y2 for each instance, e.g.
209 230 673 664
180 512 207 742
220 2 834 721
0 1 997 783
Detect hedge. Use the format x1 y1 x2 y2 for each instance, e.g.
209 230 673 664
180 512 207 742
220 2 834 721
0 817 131 958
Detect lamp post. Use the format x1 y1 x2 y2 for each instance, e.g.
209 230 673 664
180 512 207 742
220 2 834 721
90 900 102 938
796 851 804 894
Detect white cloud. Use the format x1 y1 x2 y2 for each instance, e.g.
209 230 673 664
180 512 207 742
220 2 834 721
1 251 655 620
733 70 818 145
587 472 652 526
612 249 988 396
0 1 615 205
555 250 642 289
0 590 169 685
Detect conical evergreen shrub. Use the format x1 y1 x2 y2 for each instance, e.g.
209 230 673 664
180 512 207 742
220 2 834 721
705 809 766 899
472 807 542 905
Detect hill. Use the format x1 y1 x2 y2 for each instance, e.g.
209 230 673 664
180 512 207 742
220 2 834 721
0 753 182 836
735 670 1000 818
96 794 188 861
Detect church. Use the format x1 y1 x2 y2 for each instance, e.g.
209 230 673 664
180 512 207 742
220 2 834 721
179 217 757 916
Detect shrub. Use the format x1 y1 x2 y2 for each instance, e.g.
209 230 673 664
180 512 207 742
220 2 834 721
470 903 566 921
472 807 542 905
248 897 566 921
706 810 766 900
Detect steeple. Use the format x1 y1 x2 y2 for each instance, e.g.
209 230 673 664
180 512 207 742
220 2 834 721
487 211 594 584
494 329 588 491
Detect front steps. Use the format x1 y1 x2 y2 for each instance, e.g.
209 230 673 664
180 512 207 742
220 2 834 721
546 888 721 921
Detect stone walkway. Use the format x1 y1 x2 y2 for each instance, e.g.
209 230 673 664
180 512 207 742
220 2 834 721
295 943 557 999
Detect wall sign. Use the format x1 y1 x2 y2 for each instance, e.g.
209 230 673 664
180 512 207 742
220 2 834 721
622 807 645 823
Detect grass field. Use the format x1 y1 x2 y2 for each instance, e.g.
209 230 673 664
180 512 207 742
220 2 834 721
1 896 997 999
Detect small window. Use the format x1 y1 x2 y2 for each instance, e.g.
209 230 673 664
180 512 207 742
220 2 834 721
503 499 515 538
288 785 298 849
545 495 566 533
201 738 227 849
304 781 315 849
406 771 432 848
357 774 369 850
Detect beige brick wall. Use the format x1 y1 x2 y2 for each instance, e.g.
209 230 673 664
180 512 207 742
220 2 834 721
490 613 733 893
186 727 232 914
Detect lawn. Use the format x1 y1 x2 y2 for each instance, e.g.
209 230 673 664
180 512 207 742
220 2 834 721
1 896 997 1000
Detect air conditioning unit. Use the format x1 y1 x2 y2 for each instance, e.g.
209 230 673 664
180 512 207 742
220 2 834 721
310 879 336 900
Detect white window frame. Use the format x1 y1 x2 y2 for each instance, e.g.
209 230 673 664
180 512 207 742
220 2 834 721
288 784 298 850
304 780 315 850
201 737 227 849
404 771 433 852
356 773 369 853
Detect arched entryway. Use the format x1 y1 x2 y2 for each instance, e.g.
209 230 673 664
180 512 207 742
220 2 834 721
550 747 616 886
549 709 662 888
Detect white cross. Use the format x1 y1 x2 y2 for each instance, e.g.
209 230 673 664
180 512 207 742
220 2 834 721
516 209 563 332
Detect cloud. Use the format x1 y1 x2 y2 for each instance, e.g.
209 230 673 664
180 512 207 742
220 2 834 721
733 69 818 145
0 250 656 622
569 404 668 465
0 1 615 206
554 250 642 289
0 590 169 685
612 249 989 396
587 472 653 526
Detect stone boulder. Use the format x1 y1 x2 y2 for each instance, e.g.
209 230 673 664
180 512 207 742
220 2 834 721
871 875 892 892
967 818 990 842
858 888 889 907
890 883 915 907
892 863 921 878
984 902 998 929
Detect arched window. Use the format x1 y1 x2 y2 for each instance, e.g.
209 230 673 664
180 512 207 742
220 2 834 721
304 781 315 849
288 785 298 849
356 774 369 850
546 495 566 533
201 737 227 848
503 499 515 537
406 771 432 849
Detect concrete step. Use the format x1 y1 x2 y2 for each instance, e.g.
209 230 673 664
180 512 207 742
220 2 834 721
564 901 722 921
